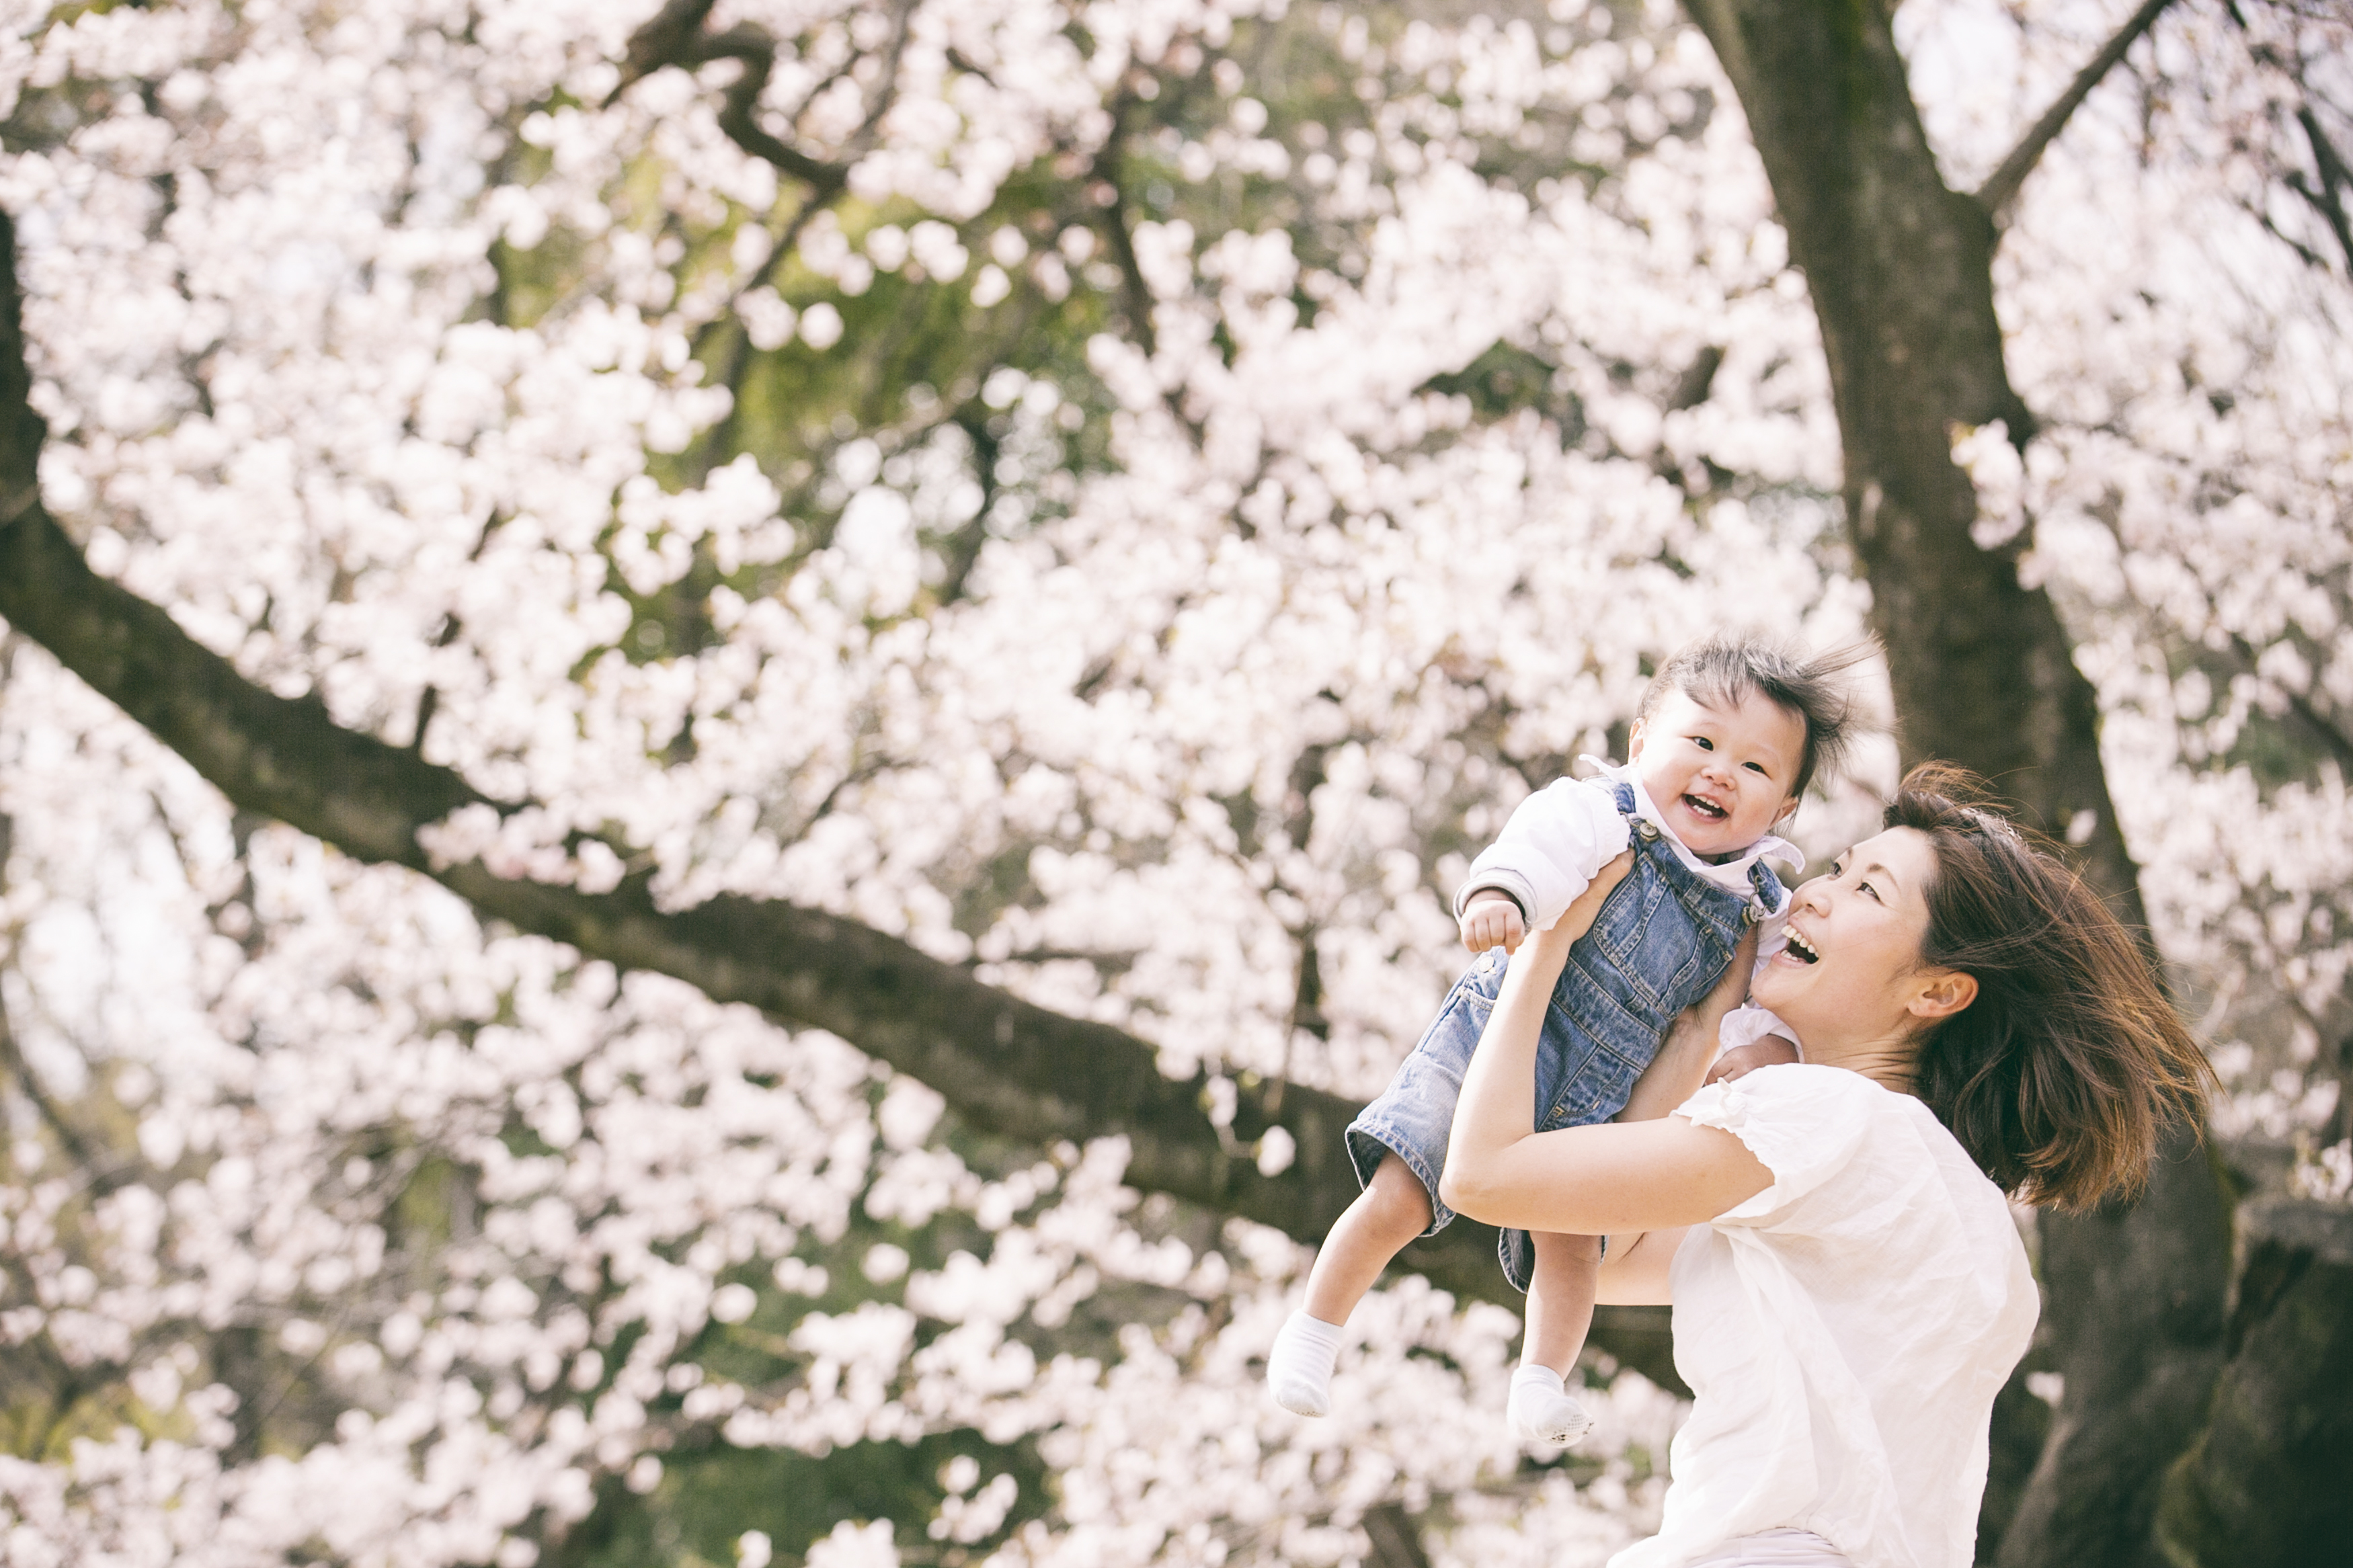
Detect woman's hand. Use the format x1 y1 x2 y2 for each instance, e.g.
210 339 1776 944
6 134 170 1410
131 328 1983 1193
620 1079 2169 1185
1443 858 1774 1239
1440 853 1633 1216
1597 923 1764 1301
1513 851 1636 985
1685 922 1761 1055
1620 923 1762 1123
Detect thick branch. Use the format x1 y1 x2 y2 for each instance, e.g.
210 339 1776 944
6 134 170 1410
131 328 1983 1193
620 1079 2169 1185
0 210 1677 1387
1972 0 2180 220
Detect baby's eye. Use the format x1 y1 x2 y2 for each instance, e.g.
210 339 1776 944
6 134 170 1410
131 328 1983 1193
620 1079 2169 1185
1743 761 1768 775
1692 735 1714 751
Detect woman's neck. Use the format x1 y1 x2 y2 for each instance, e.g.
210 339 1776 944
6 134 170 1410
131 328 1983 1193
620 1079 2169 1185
1798 1030 1919 1095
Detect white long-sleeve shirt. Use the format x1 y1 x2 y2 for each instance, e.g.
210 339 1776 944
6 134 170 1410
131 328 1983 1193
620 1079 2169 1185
1455 762 1801 1055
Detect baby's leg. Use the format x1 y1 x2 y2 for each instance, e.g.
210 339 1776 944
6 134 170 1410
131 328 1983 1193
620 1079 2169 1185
1304 1155 1433 1323
1268 1155 1433 1416
1509 1231 1601 1444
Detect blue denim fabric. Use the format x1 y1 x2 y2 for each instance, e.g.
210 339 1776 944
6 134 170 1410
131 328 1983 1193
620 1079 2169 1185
1345 782 1783 1291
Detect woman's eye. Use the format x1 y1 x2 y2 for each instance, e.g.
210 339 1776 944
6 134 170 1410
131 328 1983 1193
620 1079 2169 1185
1858 880 1880 902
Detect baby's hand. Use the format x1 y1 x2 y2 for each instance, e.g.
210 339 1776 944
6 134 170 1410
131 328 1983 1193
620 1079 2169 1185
1459 892 1527 954
1702 1034 1801 1087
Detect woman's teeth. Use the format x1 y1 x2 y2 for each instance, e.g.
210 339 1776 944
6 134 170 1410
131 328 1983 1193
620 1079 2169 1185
1785 931 1821 964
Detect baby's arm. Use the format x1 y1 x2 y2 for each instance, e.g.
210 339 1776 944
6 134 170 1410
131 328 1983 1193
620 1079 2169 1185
1459 889 1528 954
1701 1034 1802 1086
1456 779 1630 950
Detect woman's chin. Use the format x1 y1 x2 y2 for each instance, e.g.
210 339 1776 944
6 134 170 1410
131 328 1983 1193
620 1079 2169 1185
1751 958 1810 1016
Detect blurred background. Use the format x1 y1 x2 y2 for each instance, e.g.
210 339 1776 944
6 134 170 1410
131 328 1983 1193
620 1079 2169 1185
0 1 2346 1565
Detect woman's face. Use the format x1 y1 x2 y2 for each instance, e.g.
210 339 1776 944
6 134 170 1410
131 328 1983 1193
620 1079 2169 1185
1753 825 1955 1049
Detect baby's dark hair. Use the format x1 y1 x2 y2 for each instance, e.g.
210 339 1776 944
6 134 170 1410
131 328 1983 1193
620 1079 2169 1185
1634 632 1876 797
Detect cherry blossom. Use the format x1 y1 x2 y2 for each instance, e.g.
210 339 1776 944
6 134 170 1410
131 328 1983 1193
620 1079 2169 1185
0 1 2344 1563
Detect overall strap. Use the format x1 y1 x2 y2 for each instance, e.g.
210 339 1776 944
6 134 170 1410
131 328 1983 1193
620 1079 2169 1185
1614 777 1770 932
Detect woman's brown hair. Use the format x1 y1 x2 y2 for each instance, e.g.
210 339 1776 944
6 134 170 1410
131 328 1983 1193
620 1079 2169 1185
1889 764 2215 1211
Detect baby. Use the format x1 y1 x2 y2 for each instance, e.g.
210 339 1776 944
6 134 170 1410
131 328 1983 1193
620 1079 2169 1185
1267 633 1868 1443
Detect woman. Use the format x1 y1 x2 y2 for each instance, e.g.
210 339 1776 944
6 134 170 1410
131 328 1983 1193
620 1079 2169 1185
1439 765 2212 1568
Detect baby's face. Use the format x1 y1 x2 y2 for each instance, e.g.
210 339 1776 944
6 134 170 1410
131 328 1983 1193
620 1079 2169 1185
1628 686 1804 859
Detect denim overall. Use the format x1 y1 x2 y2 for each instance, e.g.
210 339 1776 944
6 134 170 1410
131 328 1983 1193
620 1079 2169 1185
1345 781 1784 1290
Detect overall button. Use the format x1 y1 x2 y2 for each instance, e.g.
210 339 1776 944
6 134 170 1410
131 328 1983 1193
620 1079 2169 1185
1635 820 1660 841
1742 904 1761 925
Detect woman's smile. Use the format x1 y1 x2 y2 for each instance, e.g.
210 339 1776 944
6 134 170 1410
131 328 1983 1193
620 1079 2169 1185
1752 827 1942 1042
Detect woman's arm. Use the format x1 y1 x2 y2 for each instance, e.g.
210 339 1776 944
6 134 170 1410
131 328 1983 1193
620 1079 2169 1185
1439 866 1773 1237
1590 925 1761 1302
1594 1225 1688 1306
1618 935 1751 1122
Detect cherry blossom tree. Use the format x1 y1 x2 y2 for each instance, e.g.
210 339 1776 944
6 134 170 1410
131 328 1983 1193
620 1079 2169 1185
0 2 2346 1567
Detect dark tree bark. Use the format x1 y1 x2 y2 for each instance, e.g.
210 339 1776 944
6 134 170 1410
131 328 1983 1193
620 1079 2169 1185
2151 1198 2353 1566
1676 5 2240 1564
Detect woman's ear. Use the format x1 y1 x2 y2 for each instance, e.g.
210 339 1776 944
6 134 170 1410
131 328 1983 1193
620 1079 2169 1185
1906 968 1978 1022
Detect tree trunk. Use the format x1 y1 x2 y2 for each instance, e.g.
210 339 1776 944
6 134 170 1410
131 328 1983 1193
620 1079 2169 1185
1676 5 2237 1562
2151 1197 2353 1566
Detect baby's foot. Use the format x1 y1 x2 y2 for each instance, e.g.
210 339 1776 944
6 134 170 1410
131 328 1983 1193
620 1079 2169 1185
1508 1364 1593 1446
1267 1311 1345 1417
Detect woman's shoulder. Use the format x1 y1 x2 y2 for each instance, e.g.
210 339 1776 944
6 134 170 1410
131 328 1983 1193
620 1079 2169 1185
1683 1065 2022 1238
1681 1060 1886 1128
1696 1060 1973 1140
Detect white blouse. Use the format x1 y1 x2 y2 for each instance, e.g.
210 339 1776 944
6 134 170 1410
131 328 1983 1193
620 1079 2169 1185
1611 1065 2038 1568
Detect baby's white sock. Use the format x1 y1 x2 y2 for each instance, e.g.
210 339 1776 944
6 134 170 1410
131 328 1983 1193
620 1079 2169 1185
1267 1311 1347 1417
1508 1363 1593 1446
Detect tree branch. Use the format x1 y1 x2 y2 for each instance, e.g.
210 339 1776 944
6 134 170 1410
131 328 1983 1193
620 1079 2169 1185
2227 630 2353 778
1972 0 2180 220
610 0 849 195
0 210 1679 1387
0 985 110 1184
1091 97 1160 359
2288 105 2353 272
